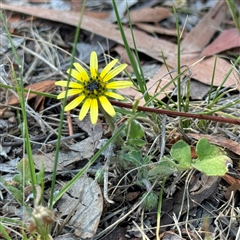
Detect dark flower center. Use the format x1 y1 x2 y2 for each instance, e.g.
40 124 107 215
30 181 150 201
86 81 99 92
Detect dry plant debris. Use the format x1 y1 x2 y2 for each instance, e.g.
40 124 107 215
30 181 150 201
57 176 103 239
1 1 239 103
0 0 240 239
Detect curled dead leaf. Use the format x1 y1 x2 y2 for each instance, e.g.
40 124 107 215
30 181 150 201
0 80 56 118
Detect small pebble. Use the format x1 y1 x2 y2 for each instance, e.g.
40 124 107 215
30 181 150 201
2 110 15 119
8 116 17 124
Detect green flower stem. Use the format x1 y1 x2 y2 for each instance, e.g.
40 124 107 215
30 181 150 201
99 104 123 146
99 104 116 133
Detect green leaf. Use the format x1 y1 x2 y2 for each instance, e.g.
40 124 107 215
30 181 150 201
192 155 229 176
141 192 158 211
170 140 191 169
12 174 22 184
127 120 144 139
6 185 24 204
36 163 45 185
17 158 31 184
122 149 144 167
148 157 177 180
192 138 230 176
128 138 146 147
196 138 222 159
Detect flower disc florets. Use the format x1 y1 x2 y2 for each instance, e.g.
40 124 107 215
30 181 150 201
84 77 104 97
55 51 133 124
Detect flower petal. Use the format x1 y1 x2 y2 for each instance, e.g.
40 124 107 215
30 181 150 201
90 98 98 124
100 59 118 79
55 80 83 88
73 63 89 81
90 51 98 79
79 98 91 121
106 81 133 89
99 95 116 117
104 91 125 100
66 69 86 82
64 95 86 111
57 89 83 99
102 64 127 82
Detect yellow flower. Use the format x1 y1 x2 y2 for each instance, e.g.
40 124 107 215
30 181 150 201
55 51 133 124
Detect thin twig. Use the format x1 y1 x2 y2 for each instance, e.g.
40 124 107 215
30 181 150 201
110 100 240 126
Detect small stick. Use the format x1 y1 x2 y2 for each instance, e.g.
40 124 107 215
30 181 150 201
110 100 240 126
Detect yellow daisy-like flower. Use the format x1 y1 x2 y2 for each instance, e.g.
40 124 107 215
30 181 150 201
55 51 133 124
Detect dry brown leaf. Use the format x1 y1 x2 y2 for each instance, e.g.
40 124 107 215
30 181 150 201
57 176 103 239
34 150 82 172
7 80 55 105
70 0 110 19
34 121 103 171
112 45 131 65
70 0 83 12
33 95 45 111
167 55 238 88
187 133 240 155
149 1 237 101
139 55 237 105
222 174 240 199
126 2 237 101
135 23 179 37
34 138 101 171
112 45 133 72
0 3 176 60
181 1 226 52
133 64 177 104
0 80 56 117
201 28 240 57
161 173 220 226
83 9 110 19
133 56 231 103
1 2 238 104
5 12 21 25
129 6 172 23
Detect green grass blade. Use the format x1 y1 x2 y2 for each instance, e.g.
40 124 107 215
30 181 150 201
112 0 149 102
0 12 37 195
156 177 167 240
126 7 147 93
211 55 240 106
226 0 240 32
49 2 86 208
0 222 11 240
173 8 182 113
207 56 217 105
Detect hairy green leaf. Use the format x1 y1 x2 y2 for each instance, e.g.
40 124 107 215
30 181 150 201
192 138 230 176
170 140 191 169
127 120 144 139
